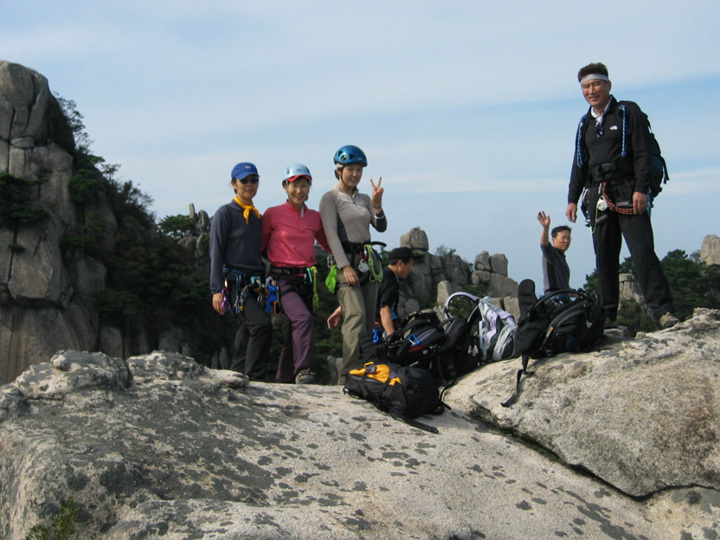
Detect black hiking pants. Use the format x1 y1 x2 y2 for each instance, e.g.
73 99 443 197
592 210 673 321
230 296 272 380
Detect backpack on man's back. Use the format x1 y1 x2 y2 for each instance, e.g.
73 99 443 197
617 101 669 198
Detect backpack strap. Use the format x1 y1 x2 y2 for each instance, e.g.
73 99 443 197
501 353 534 407
575 112 590 169
381 368 441 433
390 411 439 434
618 103 628 158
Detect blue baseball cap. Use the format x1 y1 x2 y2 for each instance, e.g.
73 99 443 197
231 162 259 181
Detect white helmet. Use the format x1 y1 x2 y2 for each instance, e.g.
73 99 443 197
283 164 312 184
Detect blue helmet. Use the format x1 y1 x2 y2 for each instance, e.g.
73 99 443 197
333 145 367 167
283 163 312 184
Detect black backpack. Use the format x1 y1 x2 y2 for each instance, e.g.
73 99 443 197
384 312 446 369
344 362 446 433
436 314 481 380
617 101 669 198
502 281 605 407
381 308 481 387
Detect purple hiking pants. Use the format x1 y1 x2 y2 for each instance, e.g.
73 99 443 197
275 276 315 383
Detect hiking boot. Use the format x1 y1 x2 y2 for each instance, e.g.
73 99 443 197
295 369 315 385
604 319 618 330
658 312 680 329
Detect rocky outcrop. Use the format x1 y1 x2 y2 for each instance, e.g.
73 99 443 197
702 234 720 266
1 310 719 538
396 227 518 318
0 61 118 384
472 251 519 298
178 203 211 272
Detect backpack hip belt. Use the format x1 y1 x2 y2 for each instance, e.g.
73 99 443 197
588 160 633 185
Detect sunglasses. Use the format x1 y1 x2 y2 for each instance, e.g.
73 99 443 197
238 176 259 184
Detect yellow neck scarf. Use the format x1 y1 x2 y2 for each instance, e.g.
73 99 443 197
234 196 261 224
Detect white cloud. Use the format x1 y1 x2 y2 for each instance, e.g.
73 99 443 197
662 166 720 194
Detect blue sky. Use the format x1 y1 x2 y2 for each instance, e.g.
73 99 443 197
2 1 719 290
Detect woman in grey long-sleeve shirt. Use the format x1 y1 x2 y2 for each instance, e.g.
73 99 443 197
319 145 387 383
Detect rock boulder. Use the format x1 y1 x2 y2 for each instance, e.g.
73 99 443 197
1 312 719 538
448 308 720 498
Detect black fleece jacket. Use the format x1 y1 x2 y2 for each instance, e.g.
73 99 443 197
568 96 654 204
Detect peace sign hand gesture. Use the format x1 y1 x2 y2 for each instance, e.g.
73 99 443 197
370 177 384 209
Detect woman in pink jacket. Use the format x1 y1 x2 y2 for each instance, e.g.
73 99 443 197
262 164 330 384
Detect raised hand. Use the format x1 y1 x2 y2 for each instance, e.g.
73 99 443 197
369 177 384 208
537 211 551 228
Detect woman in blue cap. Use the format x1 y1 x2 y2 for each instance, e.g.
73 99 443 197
209 162 272 380
319 145 387 383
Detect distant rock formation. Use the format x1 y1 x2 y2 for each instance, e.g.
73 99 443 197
702 234 720 266
178 202 211 271
1 309 718 538
397 227 519 318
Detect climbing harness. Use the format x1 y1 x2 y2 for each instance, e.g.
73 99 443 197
239 276 265 312
306 266 319 312
222 269 266 316
363 244 383 283
269 266 320 313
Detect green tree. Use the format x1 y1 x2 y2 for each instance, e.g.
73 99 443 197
661 249 720 320
435 244 456 257
583 250 720 334
159 215 196 240
0 173 49 252
0 174 49 229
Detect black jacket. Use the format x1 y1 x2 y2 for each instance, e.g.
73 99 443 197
568 96 654 204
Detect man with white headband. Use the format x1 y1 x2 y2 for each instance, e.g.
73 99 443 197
565 62 679 330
